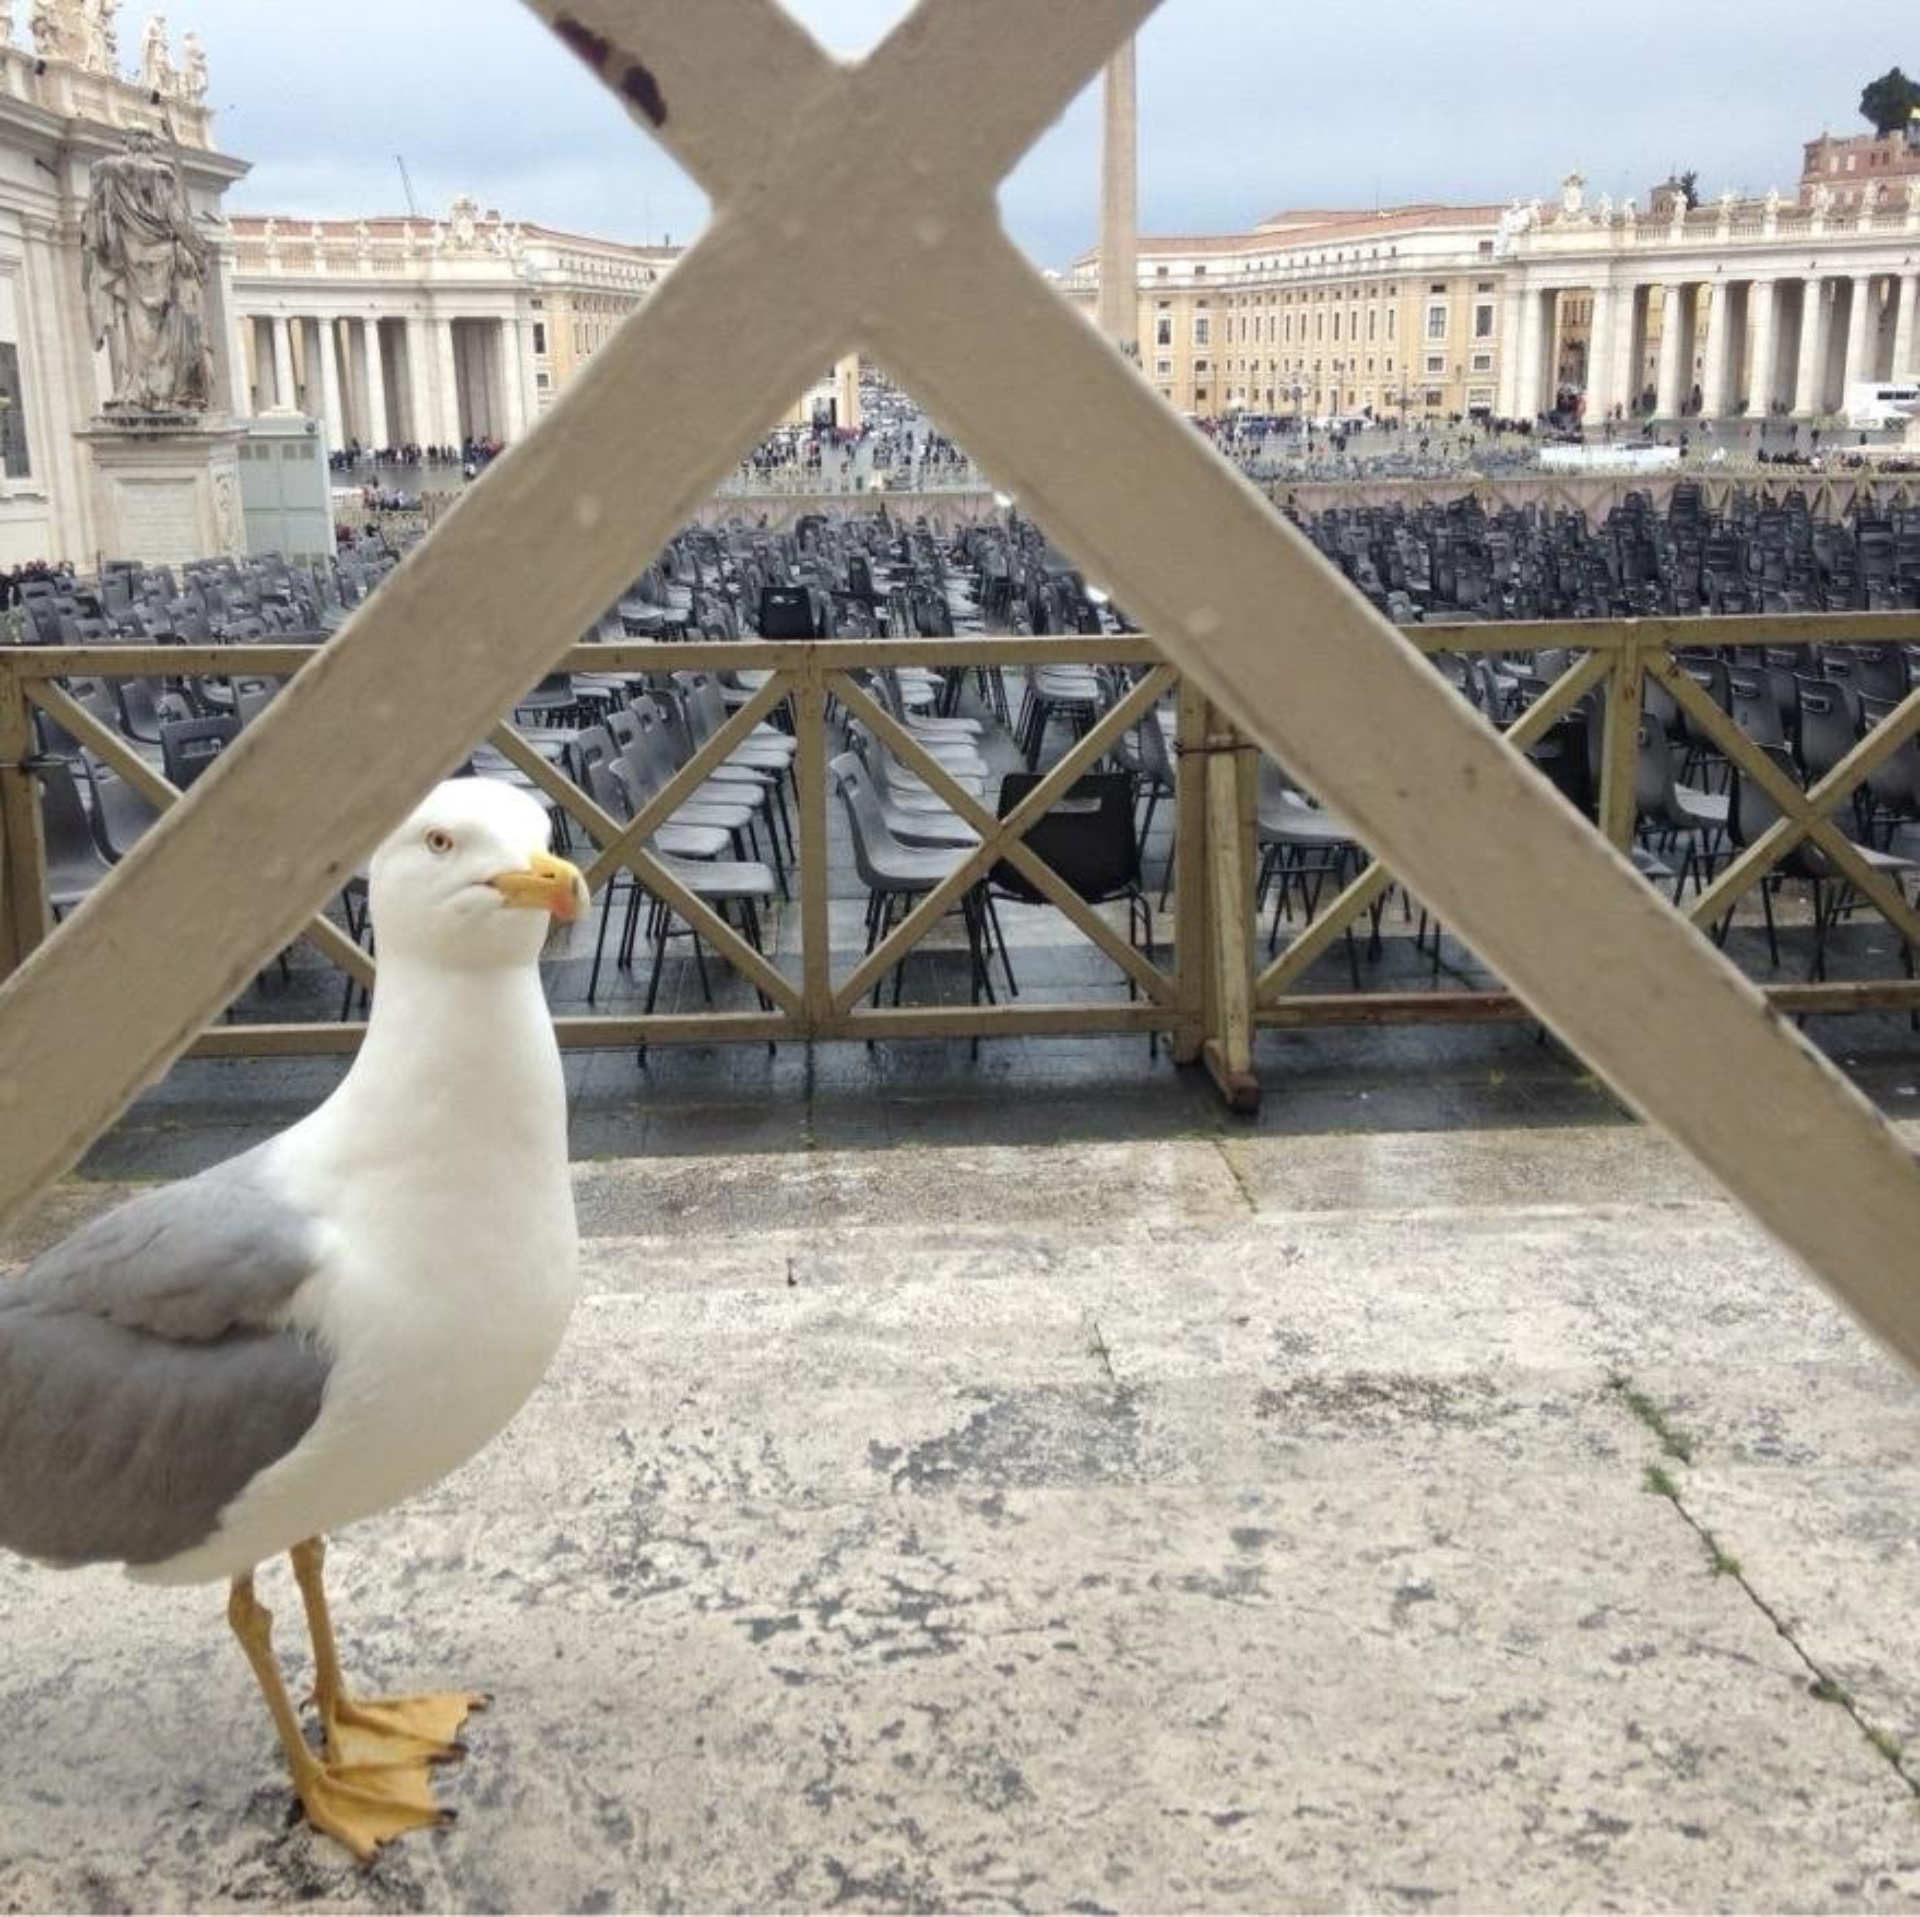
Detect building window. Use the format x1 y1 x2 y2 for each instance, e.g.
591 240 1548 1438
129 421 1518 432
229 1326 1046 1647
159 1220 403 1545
1194 358 1210 373
1425 354 1445 375
1154 264 1169 278
1470 352 1493 373
1156 316 1172 346
1430 282 1446 294
1194 264 1207 277
1387 310 1397 341
1426 305 1447 341
1193 317 1210 347
536 372 551 390
1473 304 1493 339
1155 358 1172 376
0 344 29 479
532 322 548 356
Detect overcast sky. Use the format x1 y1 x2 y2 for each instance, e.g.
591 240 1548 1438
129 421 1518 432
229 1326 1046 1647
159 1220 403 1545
180 0 1908 267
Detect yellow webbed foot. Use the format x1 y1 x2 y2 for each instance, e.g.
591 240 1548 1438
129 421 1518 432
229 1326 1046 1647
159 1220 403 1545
322 1690 489 1769
294 1757 454 1863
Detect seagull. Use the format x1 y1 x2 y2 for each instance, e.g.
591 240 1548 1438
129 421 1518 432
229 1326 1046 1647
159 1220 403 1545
0 778 589 1861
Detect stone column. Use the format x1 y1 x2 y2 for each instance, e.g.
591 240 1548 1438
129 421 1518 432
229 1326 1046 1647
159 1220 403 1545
404 318 432 446
1792 276 1828 415
1494 281 1525 417
1612 283 1645 415
1698 284 1730 417
1654 282 1687 415
1894 273 1919 380
1745 279 1778 414
520 317 543 423
270 315 296 412
360 319 390 451
315 317 345 454
434 317 461 445
1097 36 1138 352
498 317 526 442
1584 284 1618 418
1512 290 1543 418
1841 275 1877 390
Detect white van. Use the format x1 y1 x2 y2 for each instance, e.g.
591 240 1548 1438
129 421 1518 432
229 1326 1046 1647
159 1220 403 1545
1843 380 1920 429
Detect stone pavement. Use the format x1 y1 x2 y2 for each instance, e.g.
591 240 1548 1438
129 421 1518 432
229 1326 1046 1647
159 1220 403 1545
3 1118 1920 1911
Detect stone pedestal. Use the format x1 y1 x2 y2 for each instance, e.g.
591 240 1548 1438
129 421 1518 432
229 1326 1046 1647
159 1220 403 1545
74 413 246 567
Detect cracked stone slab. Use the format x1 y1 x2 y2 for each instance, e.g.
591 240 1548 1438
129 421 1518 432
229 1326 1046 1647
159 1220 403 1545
1 1471 1913 1913
5 1122 1920 1910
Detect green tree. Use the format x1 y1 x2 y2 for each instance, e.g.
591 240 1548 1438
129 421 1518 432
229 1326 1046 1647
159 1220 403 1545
1677 169 1700 209
1859 67 1920 136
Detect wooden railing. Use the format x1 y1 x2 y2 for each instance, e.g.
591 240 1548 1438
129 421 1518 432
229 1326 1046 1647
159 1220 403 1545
3 611 1917 1112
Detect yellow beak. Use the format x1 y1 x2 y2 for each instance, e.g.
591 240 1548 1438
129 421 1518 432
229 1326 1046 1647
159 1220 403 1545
488 851 588 923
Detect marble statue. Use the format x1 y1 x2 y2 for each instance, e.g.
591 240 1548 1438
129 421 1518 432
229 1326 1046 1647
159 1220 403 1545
137 9 169 91
1596 193 1612 223
30 0 74 61
1764 187 1782 217
80 125 213 411
1907 177 1920 214
178 26 204 102
82 0 116 73
1809 181 1834 218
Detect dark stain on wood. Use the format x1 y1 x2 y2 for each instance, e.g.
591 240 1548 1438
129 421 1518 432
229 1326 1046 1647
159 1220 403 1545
552 16 612 71
620 61 668 127
551 16 668 127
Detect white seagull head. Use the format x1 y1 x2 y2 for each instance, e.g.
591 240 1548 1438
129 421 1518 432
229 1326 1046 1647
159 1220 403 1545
367 779 588 972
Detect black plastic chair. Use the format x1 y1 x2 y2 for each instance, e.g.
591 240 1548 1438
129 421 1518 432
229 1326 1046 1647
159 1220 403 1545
988 770 1149 1006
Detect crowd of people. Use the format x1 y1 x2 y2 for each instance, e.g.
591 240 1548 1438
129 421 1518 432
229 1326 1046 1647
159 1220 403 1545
0 560 77 611
327 438 506 480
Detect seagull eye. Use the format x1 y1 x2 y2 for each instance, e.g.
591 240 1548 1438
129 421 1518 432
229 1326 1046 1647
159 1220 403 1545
424 828 455 855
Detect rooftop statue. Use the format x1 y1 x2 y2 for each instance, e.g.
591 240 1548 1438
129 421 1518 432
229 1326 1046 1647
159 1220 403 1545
81 125 213 412
178 25 204 102
81 0 117 74
137 8 169 91
30 0 75 61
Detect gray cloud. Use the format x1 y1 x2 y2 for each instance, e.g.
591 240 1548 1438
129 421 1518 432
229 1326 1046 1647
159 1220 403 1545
180 0 1910 267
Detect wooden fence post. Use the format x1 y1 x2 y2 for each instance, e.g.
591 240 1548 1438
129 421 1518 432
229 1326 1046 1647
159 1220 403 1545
1202 706 1260 1113
0 657 49 977
1596 635 1645 853
1170 676 1209 1067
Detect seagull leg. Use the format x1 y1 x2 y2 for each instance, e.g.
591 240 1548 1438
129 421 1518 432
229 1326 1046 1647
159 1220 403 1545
290 1536 487 1770
227 1573 450 1863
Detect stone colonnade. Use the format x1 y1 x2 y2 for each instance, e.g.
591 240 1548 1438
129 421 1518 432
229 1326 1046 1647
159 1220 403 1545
242 311 537 452
1498 267 1920 421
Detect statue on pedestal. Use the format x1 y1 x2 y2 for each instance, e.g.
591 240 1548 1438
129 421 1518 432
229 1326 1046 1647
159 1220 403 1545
80 125 213 412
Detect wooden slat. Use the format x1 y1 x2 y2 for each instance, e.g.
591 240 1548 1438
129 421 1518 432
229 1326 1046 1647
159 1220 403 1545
828 668 1177 1010
28 681 374 988
1256 649 1611 1000
1663 663 1920 949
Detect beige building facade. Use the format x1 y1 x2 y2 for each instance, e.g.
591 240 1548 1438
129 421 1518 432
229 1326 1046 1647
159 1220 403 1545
228 204 676 453
1070 203 1510 421
1498 174 1920 419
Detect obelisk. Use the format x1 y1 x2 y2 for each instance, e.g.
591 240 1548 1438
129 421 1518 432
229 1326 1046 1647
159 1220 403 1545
1098 37 1138 354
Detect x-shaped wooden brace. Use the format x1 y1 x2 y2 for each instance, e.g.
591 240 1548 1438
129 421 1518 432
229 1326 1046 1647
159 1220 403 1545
2 0 1919 1372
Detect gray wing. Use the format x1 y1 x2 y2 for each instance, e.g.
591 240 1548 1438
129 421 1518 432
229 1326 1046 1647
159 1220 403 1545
0 1147 331 1570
